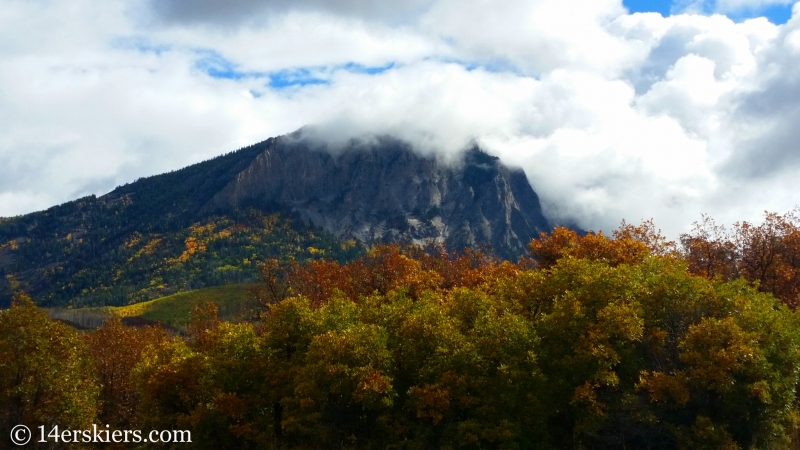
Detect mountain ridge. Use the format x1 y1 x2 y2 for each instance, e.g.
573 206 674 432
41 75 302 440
0 132 555 307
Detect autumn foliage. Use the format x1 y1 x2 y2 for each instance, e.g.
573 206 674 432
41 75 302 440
680 210 800 308
84 317 169 429
5 212 800 449
0 294 100 444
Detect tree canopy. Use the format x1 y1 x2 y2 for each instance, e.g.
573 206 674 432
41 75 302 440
5 212 800 449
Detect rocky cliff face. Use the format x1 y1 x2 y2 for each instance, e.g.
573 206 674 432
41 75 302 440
203 135 551 260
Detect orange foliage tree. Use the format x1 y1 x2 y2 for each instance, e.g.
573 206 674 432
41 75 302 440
528 219 675 269
681 210 800 307
85 318 169 428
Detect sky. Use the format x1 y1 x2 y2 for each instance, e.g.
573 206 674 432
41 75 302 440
1 0 800 240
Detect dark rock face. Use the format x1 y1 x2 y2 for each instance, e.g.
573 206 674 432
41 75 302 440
203 135 551 260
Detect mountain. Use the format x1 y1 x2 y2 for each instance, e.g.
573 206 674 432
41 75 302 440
204 134 551 258
0 132 553 308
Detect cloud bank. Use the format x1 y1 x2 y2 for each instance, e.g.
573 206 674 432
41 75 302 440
1 0 800 240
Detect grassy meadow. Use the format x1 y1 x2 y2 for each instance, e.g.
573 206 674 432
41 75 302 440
46 283 256 331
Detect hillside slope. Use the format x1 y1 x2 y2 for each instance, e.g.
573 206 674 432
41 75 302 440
47 284 254 330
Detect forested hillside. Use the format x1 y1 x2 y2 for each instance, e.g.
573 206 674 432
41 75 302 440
4 212 800 449
0 208 359 308
0 138 361 308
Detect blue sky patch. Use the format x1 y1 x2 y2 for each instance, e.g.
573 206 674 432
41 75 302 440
623 0 793 24
193 51 401 89
341 62 396 75
623 0 673 17
194 51 248 80
267 63 399 88
268 68 330 88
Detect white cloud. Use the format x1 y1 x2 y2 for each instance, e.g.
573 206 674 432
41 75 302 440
0 192 59 219
146 12 442 73
2 0 800 242
420 0 637 76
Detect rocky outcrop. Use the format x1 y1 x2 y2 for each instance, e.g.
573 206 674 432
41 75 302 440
203 135 550 260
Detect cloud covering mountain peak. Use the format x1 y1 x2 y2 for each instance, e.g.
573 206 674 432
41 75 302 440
1 0 800 239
